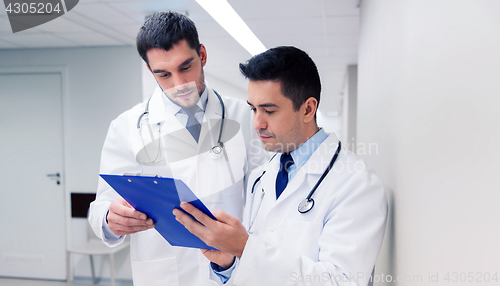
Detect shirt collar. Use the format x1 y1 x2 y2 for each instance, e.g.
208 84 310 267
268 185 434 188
162 81 209 115
289 128 328 169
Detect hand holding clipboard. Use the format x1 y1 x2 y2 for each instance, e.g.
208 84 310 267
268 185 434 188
100 174 217 250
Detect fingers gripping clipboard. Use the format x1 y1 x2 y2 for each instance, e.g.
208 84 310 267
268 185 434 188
100 174 217 250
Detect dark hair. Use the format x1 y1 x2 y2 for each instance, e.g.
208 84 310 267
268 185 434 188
239 46 321 111
136 11 201 64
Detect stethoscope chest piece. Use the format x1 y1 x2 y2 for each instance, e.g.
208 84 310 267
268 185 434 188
209 144 224 159
298 198 315 214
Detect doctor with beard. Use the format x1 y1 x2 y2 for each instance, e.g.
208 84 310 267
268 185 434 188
89 11 267 286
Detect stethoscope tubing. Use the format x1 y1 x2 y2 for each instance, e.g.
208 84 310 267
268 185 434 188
305 141 341 201
214 90 225 148
250 141 342 214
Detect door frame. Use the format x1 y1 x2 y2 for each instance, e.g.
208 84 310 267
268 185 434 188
0 65 71 279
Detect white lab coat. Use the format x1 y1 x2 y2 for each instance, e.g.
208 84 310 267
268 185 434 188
89 85 268 286
220 133 387 286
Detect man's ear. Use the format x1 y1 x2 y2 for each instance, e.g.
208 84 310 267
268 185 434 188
199 44 207 67
302 97 318 123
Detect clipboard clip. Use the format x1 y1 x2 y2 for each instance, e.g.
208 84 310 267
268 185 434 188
123 173 161 177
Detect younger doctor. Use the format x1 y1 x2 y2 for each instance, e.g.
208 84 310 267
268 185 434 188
174 46 388 285
89 11 267 286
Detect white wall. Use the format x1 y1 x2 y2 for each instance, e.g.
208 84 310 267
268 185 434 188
358 1 500 285
204 71 247 100
0 46 142 281
317 111 341 138
341 65 358 152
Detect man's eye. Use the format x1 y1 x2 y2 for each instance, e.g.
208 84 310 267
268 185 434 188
265 110 274 114
159 73 170 78
250 107 256 112
181 65 191 71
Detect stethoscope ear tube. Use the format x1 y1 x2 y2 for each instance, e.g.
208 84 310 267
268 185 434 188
251 171 266 194
137 95 153 129
213 90 225 146
250 153 277 194
137 111 148 129
299 141 341 213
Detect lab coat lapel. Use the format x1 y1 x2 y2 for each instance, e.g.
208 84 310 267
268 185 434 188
270 133 339 208
273 165 307 206
193 89 225 199
148 86 198 148
145 86 198 169
197 89 223 154
146 86 167 128
259 155 281 218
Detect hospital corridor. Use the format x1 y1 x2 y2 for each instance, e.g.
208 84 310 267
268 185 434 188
1 0 499 285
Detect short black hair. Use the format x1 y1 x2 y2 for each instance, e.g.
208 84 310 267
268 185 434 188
136 11 201 64
239 46 321 111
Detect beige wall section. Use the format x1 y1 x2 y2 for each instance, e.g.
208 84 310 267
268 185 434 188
358 1 500 285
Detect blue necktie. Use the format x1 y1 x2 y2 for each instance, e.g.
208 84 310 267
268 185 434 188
276 153 294 199
184 106 201 143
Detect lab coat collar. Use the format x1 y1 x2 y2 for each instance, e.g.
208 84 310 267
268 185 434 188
203 85 223 119
269 132 340 175
299 132 340 175
149 81 222 125
163 82 209 117
272 132 340 204
289 128 328 173
146 82 223 148
147 85 167 125
196 87 224 152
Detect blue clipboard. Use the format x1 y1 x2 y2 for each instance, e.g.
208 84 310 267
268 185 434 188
100 174 217 250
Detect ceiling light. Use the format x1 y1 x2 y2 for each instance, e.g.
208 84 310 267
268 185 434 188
195 0 266 56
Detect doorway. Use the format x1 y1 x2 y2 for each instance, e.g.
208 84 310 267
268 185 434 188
0 72 67 280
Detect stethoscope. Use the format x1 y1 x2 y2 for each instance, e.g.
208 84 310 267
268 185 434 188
248 141 342 233
136 89 226 161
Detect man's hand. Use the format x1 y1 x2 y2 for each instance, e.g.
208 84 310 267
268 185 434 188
173 202 248 258
107 197 155 236
201 249 235 270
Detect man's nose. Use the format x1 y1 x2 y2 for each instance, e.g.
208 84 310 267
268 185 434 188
171 74 188 90
253 111 267 131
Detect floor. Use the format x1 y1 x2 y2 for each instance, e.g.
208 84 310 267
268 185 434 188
0 277 132 286
0 278 89 286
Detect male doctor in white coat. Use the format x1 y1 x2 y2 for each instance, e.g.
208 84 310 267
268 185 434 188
88 11 267 286
174 46 388 285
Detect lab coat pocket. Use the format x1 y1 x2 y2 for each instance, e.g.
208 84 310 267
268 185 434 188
131 256 179 286
282 219 323 261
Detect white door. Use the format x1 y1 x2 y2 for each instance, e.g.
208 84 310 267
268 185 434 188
0 72 66 280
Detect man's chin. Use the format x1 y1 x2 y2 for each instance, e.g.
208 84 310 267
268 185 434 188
261 142 281 153
178 100 198 109
168 95 199 109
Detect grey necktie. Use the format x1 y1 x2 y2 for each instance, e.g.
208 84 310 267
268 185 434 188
184 106 201 143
